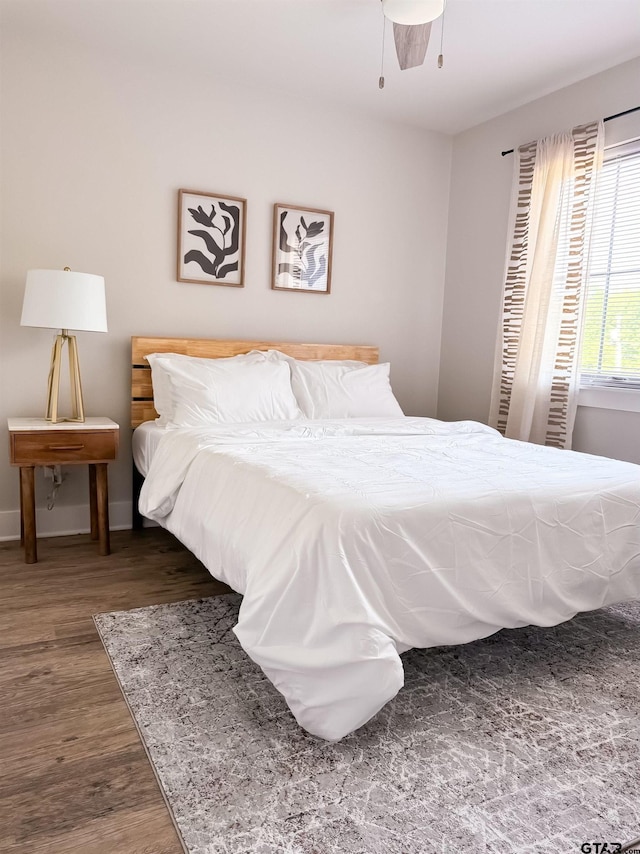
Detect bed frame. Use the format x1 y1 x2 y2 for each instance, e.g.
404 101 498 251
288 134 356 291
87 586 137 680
130 336 379 527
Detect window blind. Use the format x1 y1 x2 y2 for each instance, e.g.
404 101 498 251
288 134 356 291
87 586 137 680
580 142 640 388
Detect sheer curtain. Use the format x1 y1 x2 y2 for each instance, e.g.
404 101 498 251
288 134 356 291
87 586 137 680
489 121 604 449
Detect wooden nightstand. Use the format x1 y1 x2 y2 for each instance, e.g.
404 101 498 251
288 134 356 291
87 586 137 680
8 417 119 564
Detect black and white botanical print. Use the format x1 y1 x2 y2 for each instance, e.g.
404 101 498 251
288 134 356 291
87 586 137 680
272 205 333 293
178 190 246 287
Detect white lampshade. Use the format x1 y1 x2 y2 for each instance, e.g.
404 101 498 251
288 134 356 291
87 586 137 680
21 268 107 333
382 0 445 24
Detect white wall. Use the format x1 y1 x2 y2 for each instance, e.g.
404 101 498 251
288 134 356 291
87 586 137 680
439 56 640 465
0 24 452 538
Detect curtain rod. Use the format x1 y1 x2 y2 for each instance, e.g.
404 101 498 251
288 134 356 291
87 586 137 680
500 105 640 157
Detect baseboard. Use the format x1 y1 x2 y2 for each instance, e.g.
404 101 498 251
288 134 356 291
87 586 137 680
0 500 136 541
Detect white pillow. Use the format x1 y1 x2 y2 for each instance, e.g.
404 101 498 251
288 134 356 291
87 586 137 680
286 359 404 419
262 349 366 370
146 351 266 425
154 356 302 427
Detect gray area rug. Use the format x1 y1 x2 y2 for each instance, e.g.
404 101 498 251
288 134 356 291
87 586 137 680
94 595 640 854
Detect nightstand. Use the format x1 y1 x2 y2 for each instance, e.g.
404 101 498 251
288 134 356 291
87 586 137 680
8 417 119 564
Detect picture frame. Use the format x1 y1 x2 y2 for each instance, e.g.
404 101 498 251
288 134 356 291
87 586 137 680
272 203 334 294
177 189 247 287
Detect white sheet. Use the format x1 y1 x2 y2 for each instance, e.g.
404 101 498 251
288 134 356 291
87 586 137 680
132 421 167 476
138 416 640 741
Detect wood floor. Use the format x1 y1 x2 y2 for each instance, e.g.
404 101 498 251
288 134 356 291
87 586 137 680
0 528 230 853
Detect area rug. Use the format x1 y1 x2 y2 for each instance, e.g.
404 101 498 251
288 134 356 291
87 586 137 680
94 594 640 854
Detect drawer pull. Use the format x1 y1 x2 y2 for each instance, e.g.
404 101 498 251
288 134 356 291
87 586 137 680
47 443 86 451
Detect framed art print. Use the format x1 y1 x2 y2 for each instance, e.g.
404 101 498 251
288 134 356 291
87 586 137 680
177 189 246 287
272 203 333 294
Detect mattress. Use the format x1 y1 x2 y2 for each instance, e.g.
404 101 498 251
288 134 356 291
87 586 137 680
132 421 167 476
138 416 640 741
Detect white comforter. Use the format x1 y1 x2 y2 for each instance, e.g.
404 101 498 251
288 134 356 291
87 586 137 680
139 417 640 741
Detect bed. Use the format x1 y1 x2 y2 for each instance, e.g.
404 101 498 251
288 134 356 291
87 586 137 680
131 336 640 741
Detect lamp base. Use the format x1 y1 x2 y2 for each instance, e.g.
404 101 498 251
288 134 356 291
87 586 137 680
46 330 85 423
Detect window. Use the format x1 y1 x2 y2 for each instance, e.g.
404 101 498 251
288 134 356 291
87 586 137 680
580 141 640 388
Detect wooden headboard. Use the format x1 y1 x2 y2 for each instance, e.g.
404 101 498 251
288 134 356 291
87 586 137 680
131 336 379 427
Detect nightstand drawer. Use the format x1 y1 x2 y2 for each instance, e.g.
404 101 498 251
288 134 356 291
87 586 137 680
10 430 119 465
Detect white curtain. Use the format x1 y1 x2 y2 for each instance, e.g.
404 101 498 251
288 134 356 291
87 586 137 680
489 121 604 449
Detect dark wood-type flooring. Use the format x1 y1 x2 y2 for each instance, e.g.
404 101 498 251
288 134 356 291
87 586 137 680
0 528 230 853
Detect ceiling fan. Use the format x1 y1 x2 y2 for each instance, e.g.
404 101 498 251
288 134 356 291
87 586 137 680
381 0 445 72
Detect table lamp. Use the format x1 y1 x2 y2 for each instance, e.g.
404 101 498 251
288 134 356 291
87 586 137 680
21 267 107 423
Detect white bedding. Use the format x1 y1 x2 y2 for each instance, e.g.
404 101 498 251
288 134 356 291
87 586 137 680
132 421 167 477
138 416 640 741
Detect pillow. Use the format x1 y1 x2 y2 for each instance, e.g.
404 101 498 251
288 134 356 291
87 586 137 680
262 349 366 370
284 359 404 419
153 355 302 427
146 351 266 425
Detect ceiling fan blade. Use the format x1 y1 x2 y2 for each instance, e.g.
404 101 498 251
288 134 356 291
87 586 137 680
392 21 431 70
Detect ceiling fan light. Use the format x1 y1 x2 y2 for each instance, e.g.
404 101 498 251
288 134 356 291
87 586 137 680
381 0 444 25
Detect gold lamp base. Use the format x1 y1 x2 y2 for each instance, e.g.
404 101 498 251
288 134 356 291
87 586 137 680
46 329 85 423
